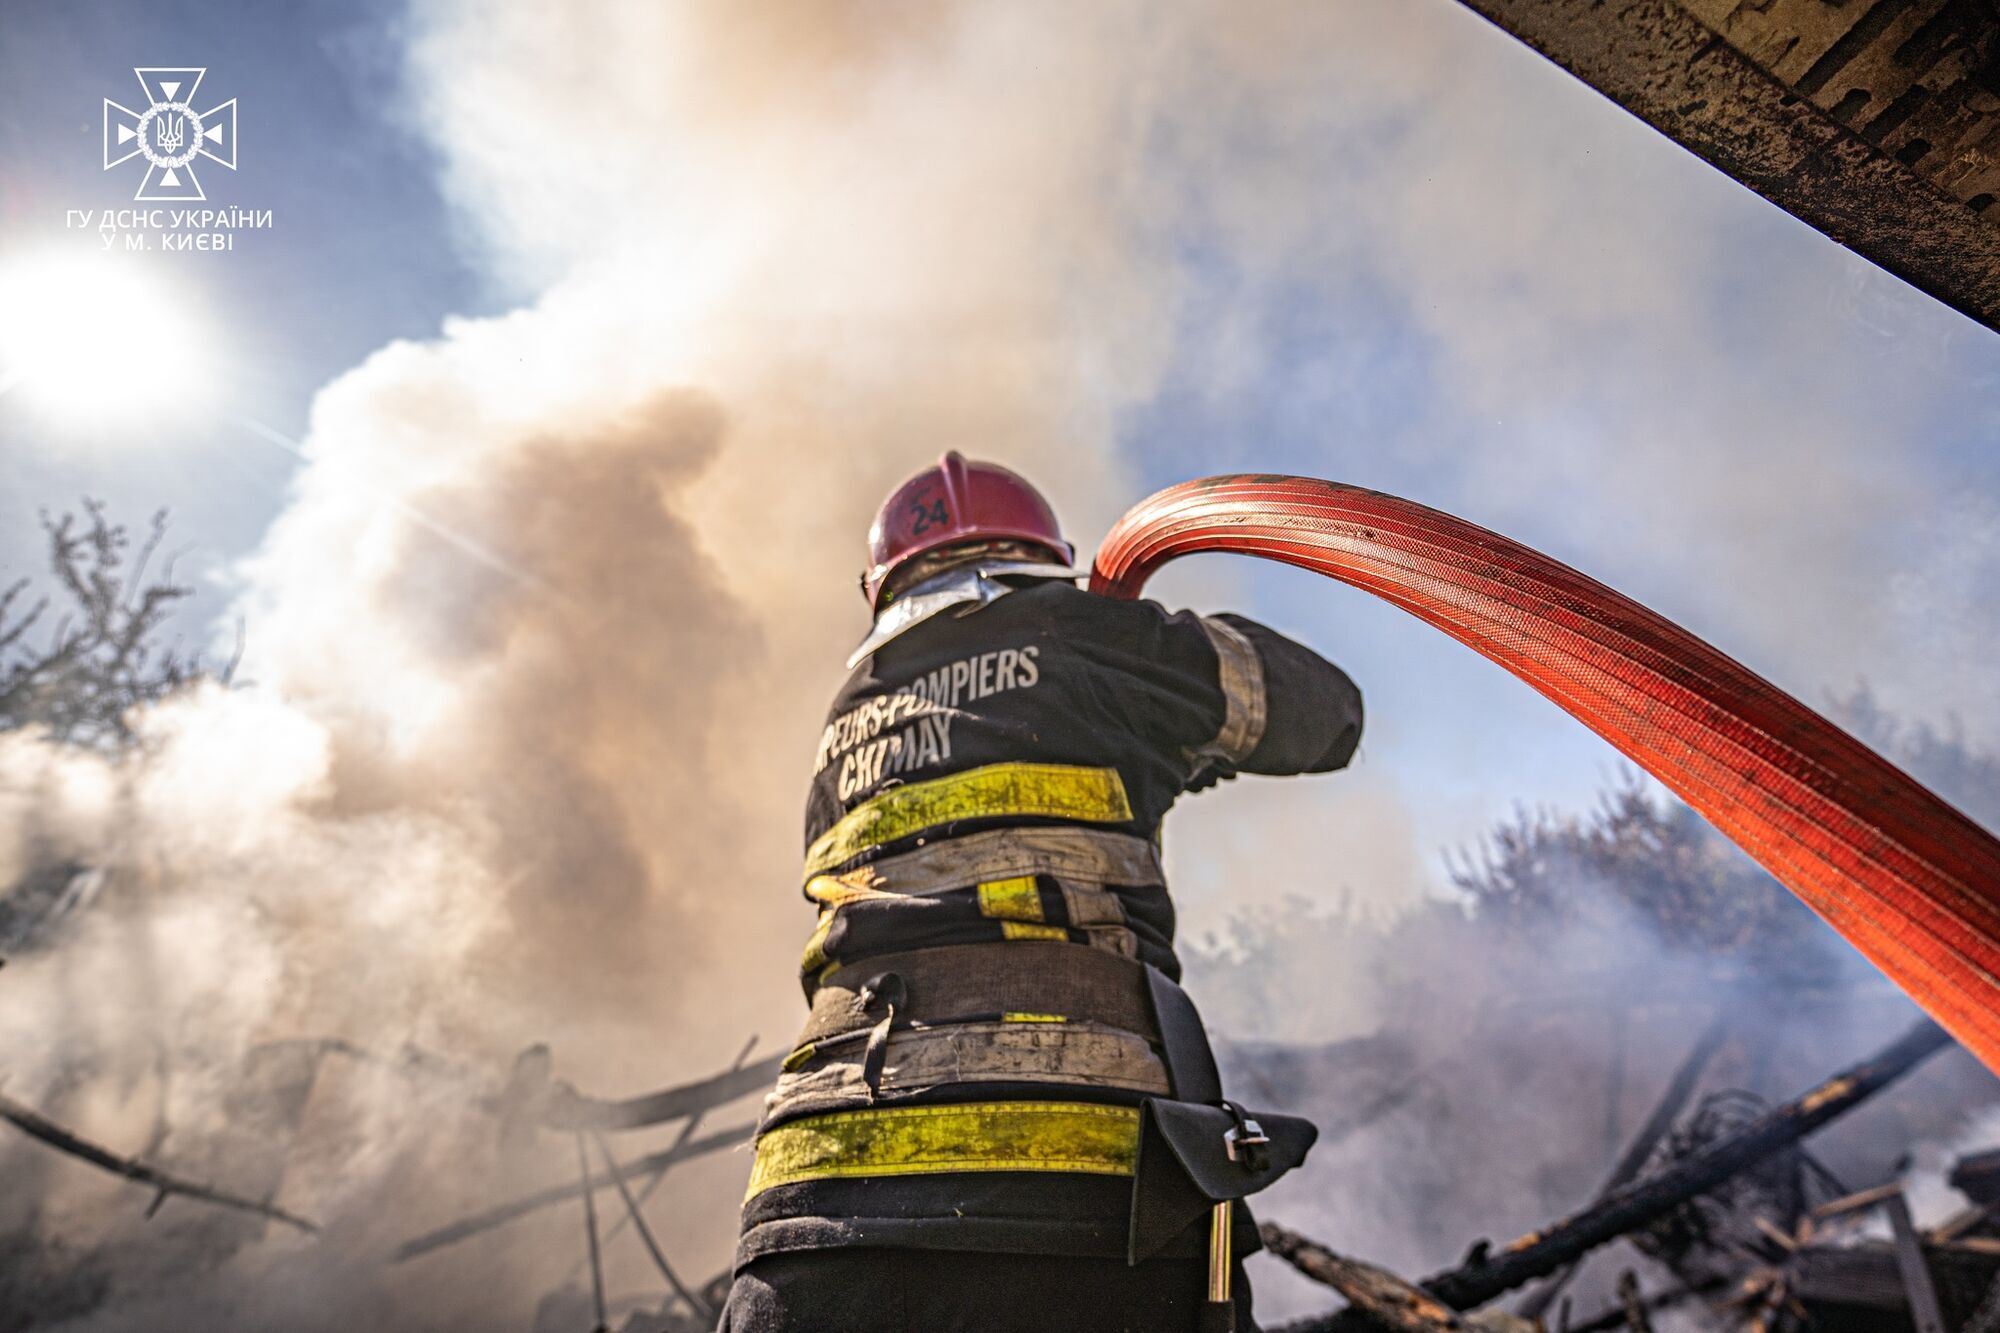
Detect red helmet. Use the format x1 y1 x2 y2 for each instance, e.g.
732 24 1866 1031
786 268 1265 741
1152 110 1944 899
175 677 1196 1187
863 452 1073 607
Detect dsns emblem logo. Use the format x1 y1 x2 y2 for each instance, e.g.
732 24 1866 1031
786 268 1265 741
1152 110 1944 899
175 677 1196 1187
103 68 237 202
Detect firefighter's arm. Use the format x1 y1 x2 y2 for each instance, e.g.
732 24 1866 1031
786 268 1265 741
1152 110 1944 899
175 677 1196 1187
1189 612 1362 777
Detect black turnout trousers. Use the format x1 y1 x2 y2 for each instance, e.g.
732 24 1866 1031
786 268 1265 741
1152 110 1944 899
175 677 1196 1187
718 1249 1259 1333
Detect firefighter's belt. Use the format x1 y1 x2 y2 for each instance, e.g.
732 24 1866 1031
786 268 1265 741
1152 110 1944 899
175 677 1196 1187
803 763 1135 878
745 1101 1142 1199
771 1021 1170 1118
807 825 1164 901
797 943 1156 1047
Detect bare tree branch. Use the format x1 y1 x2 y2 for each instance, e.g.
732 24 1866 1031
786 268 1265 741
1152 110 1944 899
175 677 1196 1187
0 502 216 747
0 1089 317 1234
392 1121 756 1263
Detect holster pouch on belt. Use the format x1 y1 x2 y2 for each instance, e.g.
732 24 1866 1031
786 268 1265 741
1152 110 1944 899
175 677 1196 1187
1125 1098 1317 1262
1127 966 1318 1264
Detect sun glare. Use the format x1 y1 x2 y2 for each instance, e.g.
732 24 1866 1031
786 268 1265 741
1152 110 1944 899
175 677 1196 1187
0 251 216 429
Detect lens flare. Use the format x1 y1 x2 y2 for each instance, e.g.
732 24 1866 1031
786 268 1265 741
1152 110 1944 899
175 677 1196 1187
0 251 215 428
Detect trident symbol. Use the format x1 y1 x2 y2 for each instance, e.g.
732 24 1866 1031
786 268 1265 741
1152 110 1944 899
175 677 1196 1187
103 69 238 202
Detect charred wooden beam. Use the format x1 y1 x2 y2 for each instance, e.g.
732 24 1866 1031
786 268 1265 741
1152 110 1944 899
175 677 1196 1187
0 1088 318 1234
1812 1179 1907 1220
590 1130 713 1321
1261 1223 1465 1332
1517 1010 1730 1319
1566 1279 1724 1333
1290 1018 1952 1332
1931 1198 2000 1243
1885 1190 1950 1333
1955 1148 2000 1206
1422 1019 1949 1309
1616 1271 1654 1333
574 1133 610 1333
539 1054 784 1132
1966 1269 2000 1333
1262 1224 1539 1333
594 1034 760 1254
392 1119 754 1262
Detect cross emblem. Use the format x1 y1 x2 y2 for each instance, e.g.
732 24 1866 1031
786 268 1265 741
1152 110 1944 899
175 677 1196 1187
103 68 237 202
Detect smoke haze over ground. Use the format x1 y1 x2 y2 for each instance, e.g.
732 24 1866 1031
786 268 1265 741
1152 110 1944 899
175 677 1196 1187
2 1 1999 1329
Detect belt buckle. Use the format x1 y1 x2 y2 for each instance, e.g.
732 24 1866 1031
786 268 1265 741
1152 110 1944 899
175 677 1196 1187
1221 1102 1269 1172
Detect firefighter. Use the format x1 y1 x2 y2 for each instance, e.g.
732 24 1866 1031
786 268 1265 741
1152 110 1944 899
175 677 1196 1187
719 453 1364 1332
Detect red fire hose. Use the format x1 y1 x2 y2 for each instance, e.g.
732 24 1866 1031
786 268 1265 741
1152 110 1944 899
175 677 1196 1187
1090 475 2000 1072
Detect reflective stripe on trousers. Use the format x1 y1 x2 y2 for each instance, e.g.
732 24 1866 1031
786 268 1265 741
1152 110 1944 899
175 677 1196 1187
746 1100 1141 1200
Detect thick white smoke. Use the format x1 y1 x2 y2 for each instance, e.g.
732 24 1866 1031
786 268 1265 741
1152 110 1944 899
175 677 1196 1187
4 3 1186 1324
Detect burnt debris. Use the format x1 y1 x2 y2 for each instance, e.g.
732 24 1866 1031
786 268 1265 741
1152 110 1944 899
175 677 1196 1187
1269 1019 1966 1332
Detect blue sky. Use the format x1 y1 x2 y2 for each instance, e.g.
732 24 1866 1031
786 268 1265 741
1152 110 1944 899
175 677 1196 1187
3 0 1998 923
1105 11 2000 905
0 0 491 581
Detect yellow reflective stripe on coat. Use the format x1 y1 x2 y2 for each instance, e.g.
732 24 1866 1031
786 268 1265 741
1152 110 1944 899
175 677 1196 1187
803 763 1135 879
976 875 1044 922
1001 921 1068 941
805 871 896 908
977 874 1067 940
799 910 834 973
746 1101 1141 1199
